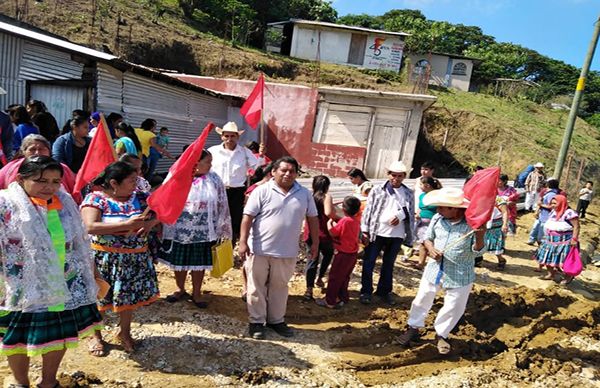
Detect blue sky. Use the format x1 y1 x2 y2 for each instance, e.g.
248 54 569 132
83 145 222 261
332 0 600 71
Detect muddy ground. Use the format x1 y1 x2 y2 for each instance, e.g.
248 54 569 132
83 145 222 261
2 211 599 387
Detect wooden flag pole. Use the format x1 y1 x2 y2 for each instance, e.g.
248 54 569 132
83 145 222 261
260 72 265 146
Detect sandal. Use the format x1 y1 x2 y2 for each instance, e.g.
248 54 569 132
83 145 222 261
88 337 106 357
303 288 314 301
165 291 190 303
497 259 507 270
436 336 451 355
192 299 208 309
117 333 136 353
315 298 340 309
539 273 554 281
560 276 574 285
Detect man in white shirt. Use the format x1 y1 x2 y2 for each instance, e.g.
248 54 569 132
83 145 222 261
360 161 415 306
240 156 319 340
208 122 259 241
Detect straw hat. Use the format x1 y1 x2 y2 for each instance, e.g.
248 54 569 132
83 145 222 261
534 162 544 168
216 121 244 135
423 188 470 208
388 160 410 174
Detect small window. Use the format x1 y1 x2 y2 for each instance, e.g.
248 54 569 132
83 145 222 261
452 62 467 75
413 59 430 75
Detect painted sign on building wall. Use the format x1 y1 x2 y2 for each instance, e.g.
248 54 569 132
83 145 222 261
363 35 405 72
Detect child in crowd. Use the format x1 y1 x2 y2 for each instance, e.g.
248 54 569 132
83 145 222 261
156 127 170 150
398 188 486 355
482 196 509 270
316 196 362 308
577 181 594 219
303 176 337 300
414 176 442 269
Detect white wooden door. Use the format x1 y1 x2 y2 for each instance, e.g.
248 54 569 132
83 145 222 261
366 107 409 178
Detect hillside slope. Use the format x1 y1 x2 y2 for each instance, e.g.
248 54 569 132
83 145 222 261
1 0 599 181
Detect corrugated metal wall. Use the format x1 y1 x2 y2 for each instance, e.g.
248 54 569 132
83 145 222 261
19 41 83 80
97 64 229 164
96 63 123 114
0 32 85 110
0 32 25 108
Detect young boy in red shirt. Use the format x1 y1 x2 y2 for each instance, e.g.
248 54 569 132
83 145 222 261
316 196 362 309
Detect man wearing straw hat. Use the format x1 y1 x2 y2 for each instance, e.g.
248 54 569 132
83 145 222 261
524 162 546 211
360 160 415 306
208 122 259 241
398 187 486 354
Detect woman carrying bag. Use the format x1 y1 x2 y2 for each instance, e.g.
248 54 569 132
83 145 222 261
160 150 232 308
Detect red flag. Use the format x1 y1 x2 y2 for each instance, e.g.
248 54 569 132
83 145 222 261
463 167 501 229
74 116 116 194
240 73 264 129
147 122 214 224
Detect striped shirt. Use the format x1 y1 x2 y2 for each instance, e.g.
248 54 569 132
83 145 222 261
423 214 486 289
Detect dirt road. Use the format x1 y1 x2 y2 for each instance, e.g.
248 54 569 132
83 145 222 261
2 211 599 387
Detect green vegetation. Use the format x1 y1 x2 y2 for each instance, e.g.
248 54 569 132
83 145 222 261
1 0 598 180
428 89 600 180
338 9 600 117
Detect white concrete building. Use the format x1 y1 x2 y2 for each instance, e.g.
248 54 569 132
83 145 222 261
267 19 409 72
407 52 478 92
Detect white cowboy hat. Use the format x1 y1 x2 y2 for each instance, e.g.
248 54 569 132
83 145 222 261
215 121 245 135
0 86 6 95
423 188 470 208
388 160 411 174
534 162 544 168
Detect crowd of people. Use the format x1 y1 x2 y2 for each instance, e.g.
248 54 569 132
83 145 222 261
0 96 592 387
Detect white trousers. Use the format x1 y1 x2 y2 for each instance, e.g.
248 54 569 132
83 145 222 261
407 276 473 339
525 191 539 211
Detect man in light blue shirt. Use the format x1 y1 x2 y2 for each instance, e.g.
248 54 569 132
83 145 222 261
240 156 319 340
398 188 486 355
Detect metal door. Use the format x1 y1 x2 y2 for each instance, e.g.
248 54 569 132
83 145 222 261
29 84 86 128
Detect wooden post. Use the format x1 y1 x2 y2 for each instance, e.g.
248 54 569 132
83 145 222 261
575 158 587 193
442 126 450 147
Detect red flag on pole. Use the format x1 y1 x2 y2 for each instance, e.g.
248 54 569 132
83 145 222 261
463 166 501 229
240 73 264 129
74 114 116 194
147 122 214 224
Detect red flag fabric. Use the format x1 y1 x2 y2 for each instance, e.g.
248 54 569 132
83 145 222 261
463 167 501 229
74 119 116 194
147 122 214 224
239 73 264 129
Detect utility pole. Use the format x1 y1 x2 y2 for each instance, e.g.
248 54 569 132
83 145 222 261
554 16 600 181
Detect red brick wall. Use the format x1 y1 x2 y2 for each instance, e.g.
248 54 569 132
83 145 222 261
306 143 366 177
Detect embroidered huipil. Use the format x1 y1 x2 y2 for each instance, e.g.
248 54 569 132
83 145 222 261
162 172 232 243
423 214 486 288
0 183 97 312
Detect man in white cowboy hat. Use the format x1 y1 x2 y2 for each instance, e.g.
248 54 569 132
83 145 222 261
360 160 415 305
398 187 486 355
524 162 546 211
0 86 13 164
208 121 259 241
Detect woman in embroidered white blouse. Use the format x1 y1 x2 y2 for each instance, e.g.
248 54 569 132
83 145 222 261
159 150 232 308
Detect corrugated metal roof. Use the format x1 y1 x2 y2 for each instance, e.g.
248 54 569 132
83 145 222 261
0 19 241 101
268 19 410 37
